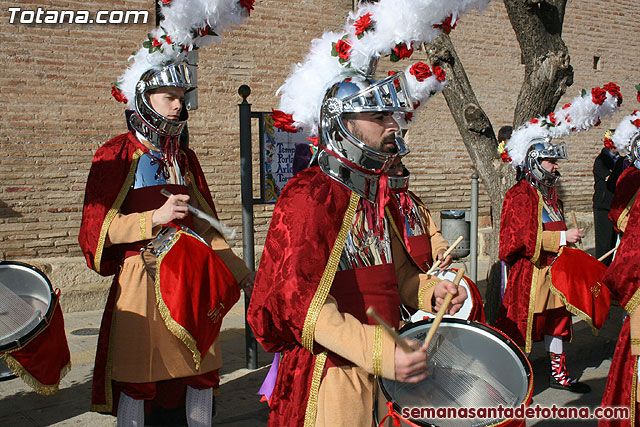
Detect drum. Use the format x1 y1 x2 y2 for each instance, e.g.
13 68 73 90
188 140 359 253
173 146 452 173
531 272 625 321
377 318 532 427
410 269 484 323
0 261 56 381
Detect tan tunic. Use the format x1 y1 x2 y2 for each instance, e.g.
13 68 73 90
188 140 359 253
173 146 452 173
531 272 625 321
312 231 440 427
533 230 566 313
105 191 251 383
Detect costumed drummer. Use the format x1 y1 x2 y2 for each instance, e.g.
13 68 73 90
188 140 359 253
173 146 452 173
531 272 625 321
600 115 640 427
496 84 622 393
78 1 254 425
244 2 500 425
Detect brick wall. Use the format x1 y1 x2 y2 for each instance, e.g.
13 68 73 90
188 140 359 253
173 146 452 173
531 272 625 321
0 1 639 303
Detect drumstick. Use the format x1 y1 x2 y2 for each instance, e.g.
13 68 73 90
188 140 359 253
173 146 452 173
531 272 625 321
425 236 464 275
597 244 619 262
424 266 466 349
571 211 583 249
366 307 415 353
160 189 237 239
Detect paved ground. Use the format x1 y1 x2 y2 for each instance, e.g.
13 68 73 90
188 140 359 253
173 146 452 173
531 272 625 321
0 260 626 426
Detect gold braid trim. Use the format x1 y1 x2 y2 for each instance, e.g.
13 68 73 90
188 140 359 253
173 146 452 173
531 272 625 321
301 193 360 352
547 249 599 336
418 278 440 311
625 287 640 317
303 351 328 427
631 338 640 345
525 267 540 354
95 149 143 274
373 325 383 377
632 356 638 425
154 230 202 369
188 170 218 218
139 212 147 240
619 190 638 233
0 353 71 396
530 191 544 266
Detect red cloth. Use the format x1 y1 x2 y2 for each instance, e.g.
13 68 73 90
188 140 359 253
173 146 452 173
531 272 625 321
80 131 223 414
600 318 638 427
248 167 353 426
2 296 70 394
549 247 610 330
531 308 571 341
496 180 569 349
157 230 239 367
609 167 640 233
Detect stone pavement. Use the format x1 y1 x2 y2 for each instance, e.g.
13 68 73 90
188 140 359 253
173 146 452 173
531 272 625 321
0 260 626 426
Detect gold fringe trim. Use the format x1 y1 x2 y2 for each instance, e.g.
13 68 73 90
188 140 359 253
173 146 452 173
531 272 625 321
547 248 601 336
525 267 540 354
619 190 638 233
303 351 328 427
373 325 383 377
95 149 143 274
418 278 440 311
0 353 71 396
530 191 544 266
625 287 640 317
139 212 147 241
302 193 360 352
154 230 202 369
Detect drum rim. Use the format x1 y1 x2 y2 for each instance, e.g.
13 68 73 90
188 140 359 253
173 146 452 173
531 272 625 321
377 318 533 427
0 260 56 353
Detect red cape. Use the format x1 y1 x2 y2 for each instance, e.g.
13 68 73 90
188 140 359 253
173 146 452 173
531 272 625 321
247 166 355 427
609 167 640 233
78 131 218 276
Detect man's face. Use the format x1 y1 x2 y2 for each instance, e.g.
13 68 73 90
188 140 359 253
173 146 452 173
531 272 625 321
345 111 400 154
540 158 560 174
148 86 185 121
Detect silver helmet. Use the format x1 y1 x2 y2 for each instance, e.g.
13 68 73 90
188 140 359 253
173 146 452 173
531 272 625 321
630 131 640 169
317 72 413 201
129 61 196 148
523 137 568 187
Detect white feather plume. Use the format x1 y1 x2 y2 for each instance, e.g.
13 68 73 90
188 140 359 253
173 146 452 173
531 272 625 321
276 0 493 135
505 86 622 167
115 0 251 108
612 110 640 155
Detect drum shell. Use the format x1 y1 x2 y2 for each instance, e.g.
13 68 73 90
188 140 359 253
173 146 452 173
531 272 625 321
377 318 533 427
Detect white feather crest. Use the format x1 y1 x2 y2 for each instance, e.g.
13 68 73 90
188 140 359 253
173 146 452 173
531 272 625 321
115 0 251 107
505 85 622 167
276 0 492 134
612 110 640 155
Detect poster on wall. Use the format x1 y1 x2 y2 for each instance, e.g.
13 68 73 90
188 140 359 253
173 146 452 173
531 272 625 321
261 112 312 203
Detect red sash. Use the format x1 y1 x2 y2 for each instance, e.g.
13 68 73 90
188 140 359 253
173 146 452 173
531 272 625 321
325 263 401 368
1 295 71 394
155 230 240 369
549 247 610 331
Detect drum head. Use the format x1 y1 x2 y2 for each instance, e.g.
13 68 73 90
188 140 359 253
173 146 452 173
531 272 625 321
380 319 532 427
411 270 474 322
0 261 54 353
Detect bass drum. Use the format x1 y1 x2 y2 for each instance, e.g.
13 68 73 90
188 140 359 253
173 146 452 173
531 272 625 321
376 318 532 427
0 261 56 381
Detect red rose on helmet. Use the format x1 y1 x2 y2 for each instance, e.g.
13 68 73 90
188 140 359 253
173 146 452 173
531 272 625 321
637 90 640 104
500 152 512 163
633 119 640 128
529 118 539 124
548 112 557 125
162 0 171 4
390 43 414 62
239 0 254 15
354 13 373 37
433 66 446 82
434 15 457 34
604 82 622 105
591 87 607 105
111 85 128 104
604 137 615 151
409 62 432 82
562 103 572 109
333 37 352 62
271 109 297 133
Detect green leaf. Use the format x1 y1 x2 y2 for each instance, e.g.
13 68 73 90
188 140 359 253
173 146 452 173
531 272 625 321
142 40 151 48
635 84 640 91
581 88 587 97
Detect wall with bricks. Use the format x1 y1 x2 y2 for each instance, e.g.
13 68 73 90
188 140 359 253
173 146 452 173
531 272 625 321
0 0 638 310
